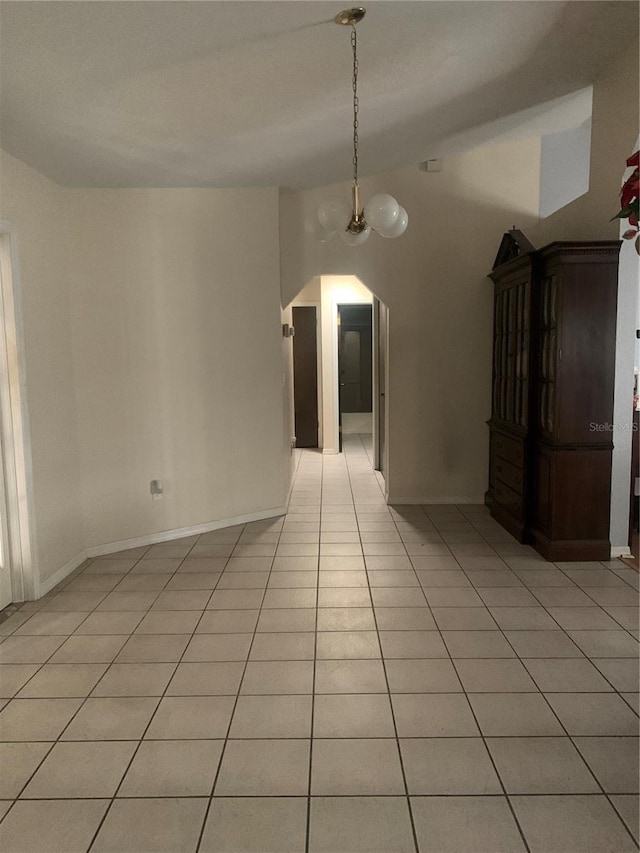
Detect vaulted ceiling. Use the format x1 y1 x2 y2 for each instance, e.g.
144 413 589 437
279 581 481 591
0 1 636 190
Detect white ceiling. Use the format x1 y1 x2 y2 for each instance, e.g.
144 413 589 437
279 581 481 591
0 1 636 190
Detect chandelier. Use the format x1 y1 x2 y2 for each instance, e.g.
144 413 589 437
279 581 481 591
317 7 408 246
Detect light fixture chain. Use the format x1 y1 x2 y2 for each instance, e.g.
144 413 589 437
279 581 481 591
319 8 407 242
351 24 359 187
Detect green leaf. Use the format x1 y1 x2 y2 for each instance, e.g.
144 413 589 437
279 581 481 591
611 204 636 221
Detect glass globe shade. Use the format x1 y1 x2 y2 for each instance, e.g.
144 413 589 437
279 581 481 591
305 215 335 243
378 206 408 238
340 225 371 246
317 197 351 231
364 193 400 232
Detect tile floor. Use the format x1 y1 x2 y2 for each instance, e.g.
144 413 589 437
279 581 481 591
0 434 638 852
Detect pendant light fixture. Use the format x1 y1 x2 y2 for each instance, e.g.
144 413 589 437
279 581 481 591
317 7 408 245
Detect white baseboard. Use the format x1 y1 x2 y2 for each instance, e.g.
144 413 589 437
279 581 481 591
32 506 286 600
286 463 297 507
86 506 287 558
374 469 387 497
386 495 486 506
36 550 89 598
610 545 633 558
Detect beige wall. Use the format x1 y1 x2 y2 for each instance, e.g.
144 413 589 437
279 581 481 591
533 38 639 244
0 151 83 589
0 153 289 595
281 138 542 503
68 187 287 549
294 277 321 304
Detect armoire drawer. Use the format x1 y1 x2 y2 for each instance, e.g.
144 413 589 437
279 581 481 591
494 480 524 520
491 457 524 494
491 431 525 467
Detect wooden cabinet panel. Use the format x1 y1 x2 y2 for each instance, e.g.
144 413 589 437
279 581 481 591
490 257 532 429
537 274 558 438
531 446 552 534
492 457 524 494
494 480 524 520
490 431 525 467
535 247 619 445
486 236 619 561
488 428 526 534
530 447 613 560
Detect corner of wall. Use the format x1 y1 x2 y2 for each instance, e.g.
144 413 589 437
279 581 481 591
0 151 85 599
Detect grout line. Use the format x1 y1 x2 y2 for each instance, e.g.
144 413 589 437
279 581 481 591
446 553 639 849
354 436 633 853
0 547 165 826
2 549 163 743
414 525 640 719
5 792 638 801
0 440 637 850
194 513 288 852
543 563 640 642
402 522 534 853
304 453 323 853
478 571 640 712
345 435 420 853
82 529 244 852
0 732 636 741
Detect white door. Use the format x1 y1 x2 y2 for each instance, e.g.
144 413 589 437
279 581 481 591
0 231 29 609
0 433 12 608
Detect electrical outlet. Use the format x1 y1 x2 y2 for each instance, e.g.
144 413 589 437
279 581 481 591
150 479 164 500
419 159 442 172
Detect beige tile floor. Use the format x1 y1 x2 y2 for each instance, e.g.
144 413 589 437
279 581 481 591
0 434 638 852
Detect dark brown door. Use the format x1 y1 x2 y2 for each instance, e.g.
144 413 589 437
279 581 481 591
337 304 372 453
292 306 318 448
338 304 373 413
376 300 388 476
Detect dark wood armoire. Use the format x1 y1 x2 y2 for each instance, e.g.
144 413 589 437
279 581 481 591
486 232 620 561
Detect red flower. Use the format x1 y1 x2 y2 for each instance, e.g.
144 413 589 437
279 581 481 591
612 152 640 254
620 168 639 208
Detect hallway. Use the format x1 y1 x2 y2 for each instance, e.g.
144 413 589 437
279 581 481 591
0 435 638 852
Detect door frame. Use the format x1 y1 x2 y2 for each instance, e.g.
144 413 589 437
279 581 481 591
337 302 374 451
373 298 389 487
0 223 36 603
373 299 380 470
291 301 322 449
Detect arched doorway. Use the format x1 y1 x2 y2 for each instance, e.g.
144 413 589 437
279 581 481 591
285 275 389 494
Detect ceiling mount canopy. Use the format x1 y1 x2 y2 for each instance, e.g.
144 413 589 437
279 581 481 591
334 7 366 26
317 6 408 246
